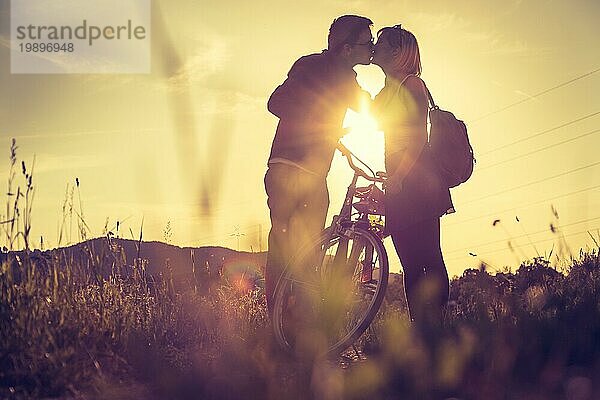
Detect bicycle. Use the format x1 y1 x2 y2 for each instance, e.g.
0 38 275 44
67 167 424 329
271 142 390 358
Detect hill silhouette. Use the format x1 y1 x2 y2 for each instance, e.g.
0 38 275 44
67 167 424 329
1 237 267 292
1 237 405 299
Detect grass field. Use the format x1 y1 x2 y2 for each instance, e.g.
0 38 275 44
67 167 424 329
1 241 599 399
1 141 599 399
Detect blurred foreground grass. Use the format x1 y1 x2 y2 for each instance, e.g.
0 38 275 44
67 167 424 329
2 243 599 400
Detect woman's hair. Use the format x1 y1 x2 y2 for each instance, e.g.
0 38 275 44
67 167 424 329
377 25 422 76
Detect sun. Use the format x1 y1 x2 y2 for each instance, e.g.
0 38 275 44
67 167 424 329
338 64 386 171
340 106 385 173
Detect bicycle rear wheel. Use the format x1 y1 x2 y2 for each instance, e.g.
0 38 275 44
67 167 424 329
272 226 389 358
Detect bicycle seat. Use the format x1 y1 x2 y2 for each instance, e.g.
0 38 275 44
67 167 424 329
353 184 385 215
355 186 372 198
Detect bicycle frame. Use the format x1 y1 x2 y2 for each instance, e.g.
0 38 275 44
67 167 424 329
330 144 386 235
326 144 387 282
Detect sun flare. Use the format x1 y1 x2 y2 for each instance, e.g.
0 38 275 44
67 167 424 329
340 108 385 173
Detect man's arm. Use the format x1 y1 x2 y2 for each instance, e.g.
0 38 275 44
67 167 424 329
267 57 314 119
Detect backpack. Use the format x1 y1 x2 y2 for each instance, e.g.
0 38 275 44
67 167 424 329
423 82 475 188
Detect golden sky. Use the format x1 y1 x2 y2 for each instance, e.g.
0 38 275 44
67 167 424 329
1 0 599 277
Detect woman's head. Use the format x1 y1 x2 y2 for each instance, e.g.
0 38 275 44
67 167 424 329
373 25 422 76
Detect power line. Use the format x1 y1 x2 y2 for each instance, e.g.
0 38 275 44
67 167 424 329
446 226 600 263
449 227 599 263
469 66 600 123
478 110 600 157
477 128 600 171
461 161 600 206
230 225 245 251
179 222 265 248
2 127 160 140
141 198 266 232
445 215 600 256
445 184 600 228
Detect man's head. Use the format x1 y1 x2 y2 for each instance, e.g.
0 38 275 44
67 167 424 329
327 15 374 66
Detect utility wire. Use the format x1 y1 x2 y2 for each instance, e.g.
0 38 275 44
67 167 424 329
469 66 600 123
180 223 264 247
461 161 600 206
478 110 600 157
445 215 600 255
446 226 600 263
445 184 600 228
477 128 600 171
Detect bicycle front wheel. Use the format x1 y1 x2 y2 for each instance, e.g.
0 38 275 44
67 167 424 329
272 226 389 358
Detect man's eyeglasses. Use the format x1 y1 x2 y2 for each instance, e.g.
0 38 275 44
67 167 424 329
352 38 374 47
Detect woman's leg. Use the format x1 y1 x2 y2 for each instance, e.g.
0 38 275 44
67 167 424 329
391 217 449 325
418 218 449 315
391 229 423 322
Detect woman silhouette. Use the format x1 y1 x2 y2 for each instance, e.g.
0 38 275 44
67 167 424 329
372 25 454 327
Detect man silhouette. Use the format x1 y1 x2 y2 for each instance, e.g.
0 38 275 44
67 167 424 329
264 15 374 314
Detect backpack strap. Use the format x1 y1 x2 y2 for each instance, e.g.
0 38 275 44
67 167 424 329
399 74 414 86
421 81 438 111
402 75 439 111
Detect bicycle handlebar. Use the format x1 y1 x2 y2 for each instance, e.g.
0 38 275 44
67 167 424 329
336 142 386 183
